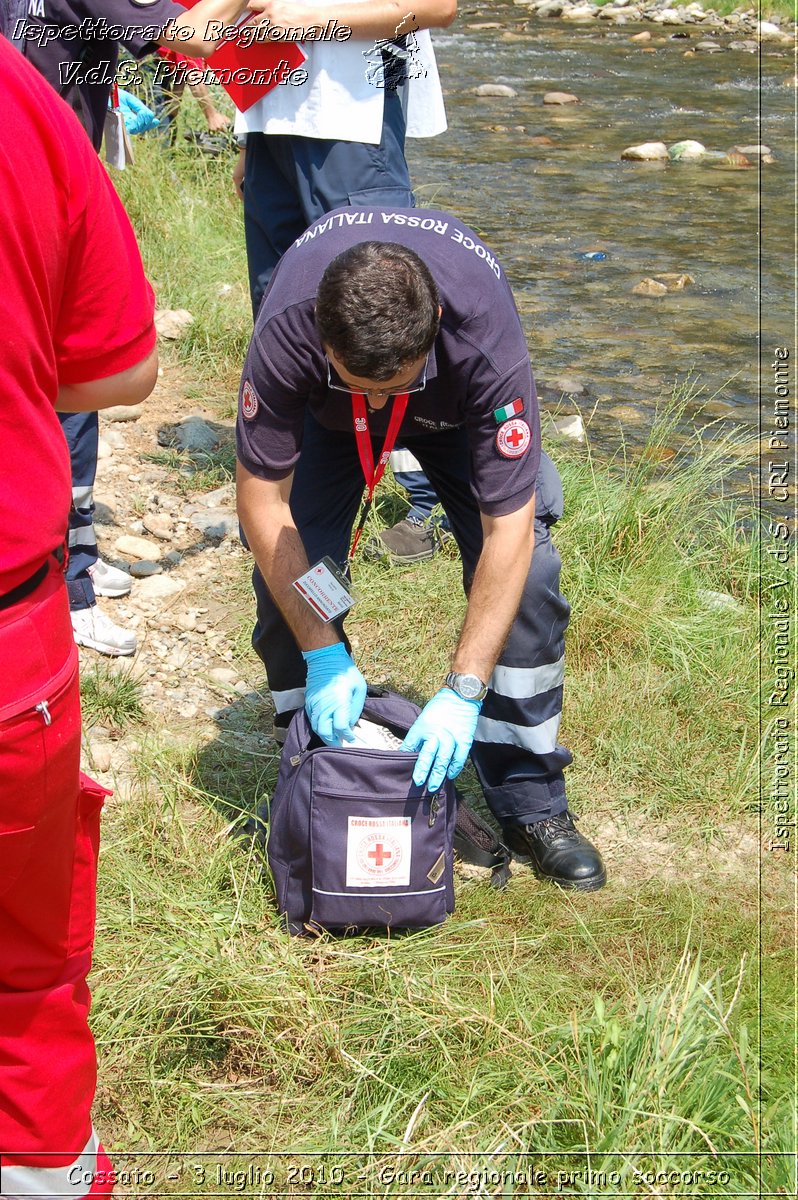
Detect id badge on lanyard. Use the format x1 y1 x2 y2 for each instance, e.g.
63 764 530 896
291 391 409 619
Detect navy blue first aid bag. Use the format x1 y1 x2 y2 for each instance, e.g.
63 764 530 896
267 690 457 935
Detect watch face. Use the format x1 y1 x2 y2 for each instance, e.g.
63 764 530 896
452 673 484 700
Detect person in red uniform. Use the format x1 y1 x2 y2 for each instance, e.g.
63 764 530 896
0 35 158 1197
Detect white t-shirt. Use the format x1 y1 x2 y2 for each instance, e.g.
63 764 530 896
234 30 447 143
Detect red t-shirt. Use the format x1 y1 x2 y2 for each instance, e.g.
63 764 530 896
0 36 156 594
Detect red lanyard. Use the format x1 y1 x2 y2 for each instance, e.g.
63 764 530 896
349 391 409 559
111 82 120 110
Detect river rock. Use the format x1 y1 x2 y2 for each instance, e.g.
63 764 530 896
632 278 669 297
154 308 194 339
756 21 783 41
550 375 587 395
695 40 723 52
653 273 694 290
209 667 239 686
129 560 162 578
528 134 556 145
102 404 144 423
199 484 235 508
161 416 220 453
189 509 239 539
621 141 669 161
728 40 758 53
561 4 597 20
473 83 517 98
732 144 772 159
684 2 708 17
135 575 186 601
698 589 744 614
114 534 162 561
630 30 651 41
668 140 706 160
543 91 580 104
548 414 585 442
97 437 112 461
652 9 683 25
535 1 565 16
89 742 113 773
142 514 174 540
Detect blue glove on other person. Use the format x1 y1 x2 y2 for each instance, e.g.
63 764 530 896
400 688 481 791
302 644 368 746
117 90 160 135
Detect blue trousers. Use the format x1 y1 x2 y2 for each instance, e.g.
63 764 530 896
59 412 98 612
250 415 572 824
243 88 415 316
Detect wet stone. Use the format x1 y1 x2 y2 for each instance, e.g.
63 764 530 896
129 560 163 578
160 416 220 454
473 83 518 98
621 141 669 161
115 535 162 561
543 91 580 104
632 278 669 296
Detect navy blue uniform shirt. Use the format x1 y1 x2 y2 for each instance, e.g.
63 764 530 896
5 0 184 149
238 207 541 519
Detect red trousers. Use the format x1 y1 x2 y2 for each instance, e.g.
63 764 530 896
0 563 113 1198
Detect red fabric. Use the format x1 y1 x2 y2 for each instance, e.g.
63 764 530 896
0 38 156 594
0 562 111 1173
156 45 203 70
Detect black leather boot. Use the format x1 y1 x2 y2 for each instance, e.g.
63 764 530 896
502 811 606 891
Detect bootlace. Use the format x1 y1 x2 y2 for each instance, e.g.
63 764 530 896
530 812 580 845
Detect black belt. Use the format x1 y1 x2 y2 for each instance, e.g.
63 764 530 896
0 547 64 612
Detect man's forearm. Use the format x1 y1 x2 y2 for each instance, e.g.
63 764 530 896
237 463 340 652
451 496 536 683
159 0 249 57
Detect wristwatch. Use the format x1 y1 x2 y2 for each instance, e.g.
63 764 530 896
445 672 488 702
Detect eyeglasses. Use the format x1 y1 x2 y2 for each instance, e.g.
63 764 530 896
326 355 428 399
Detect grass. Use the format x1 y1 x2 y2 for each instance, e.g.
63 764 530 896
80 662 146 732
88 106 795 1194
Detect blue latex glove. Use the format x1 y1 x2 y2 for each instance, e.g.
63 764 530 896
400 688 481 792
302 644 367 747
117 90 160 135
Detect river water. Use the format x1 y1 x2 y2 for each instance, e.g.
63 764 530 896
407 0 794 489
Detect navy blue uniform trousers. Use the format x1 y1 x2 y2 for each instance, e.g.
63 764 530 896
250 416 573 825
59 412 98 611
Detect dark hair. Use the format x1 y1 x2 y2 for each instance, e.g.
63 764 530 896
315 242 440 380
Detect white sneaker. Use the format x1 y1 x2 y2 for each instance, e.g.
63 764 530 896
89 558 133 598
71 606 137 656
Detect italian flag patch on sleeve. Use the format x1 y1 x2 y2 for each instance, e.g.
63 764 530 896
493 397 524 423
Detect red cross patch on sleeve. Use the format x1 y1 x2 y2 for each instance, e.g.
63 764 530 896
496 418 531 459
241 380 259 420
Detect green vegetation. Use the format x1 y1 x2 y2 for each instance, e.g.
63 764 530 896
80 662 145 732
95 134 794 1194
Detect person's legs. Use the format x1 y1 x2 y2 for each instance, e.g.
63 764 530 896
0 563 114 1196
243 88 415 316
407 434 605 888
60 412 135 657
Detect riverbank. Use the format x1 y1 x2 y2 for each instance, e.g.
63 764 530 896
78 139 794 1189
513 0 796 39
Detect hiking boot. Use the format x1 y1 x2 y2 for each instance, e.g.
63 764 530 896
502 811 606 891
370 517 441 564
72 606 137 656
89 558 133 598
